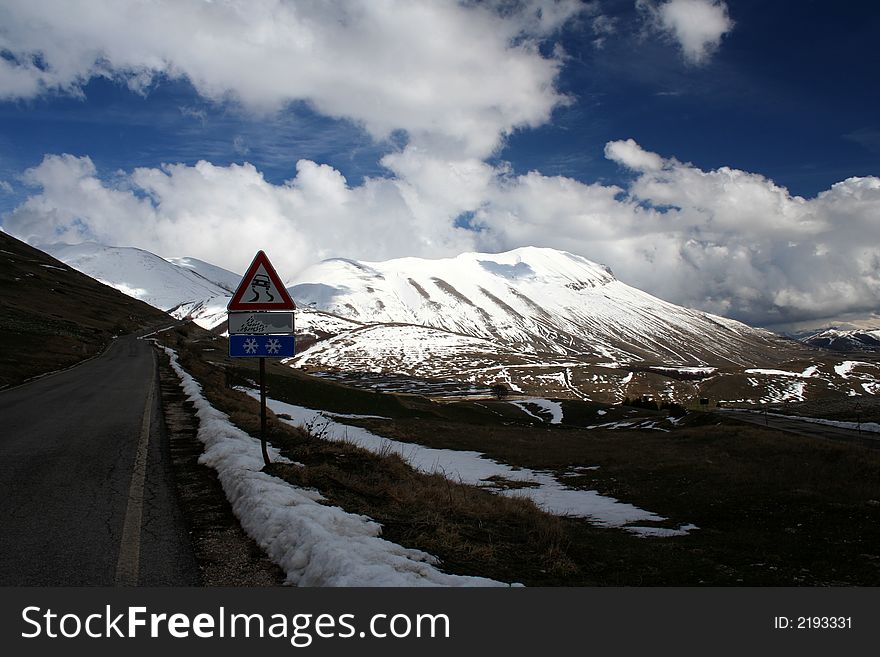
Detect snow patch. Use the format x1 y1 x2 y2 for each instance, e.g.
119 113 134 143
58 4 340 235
511 399 563 424
627 523 699 538
164 347 509 587
835 361 871 378
650 366 716 376
745 368 811 378
256 392 694 532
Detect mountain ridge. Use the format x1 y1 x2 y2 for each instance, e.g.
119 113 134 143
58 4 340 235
803 328 880 352
41 242 237 329
290 246 798 367
38 239 880 403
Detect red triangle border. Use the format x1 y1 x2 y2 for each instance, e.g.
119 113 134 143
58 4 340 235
227 251 297 311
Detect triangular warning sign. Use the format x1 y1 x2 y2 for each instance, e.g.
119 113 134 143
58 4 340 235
227 251 296 311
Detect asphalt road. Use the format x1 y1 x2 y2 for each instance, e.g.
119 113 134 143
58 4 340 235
0 335 199 585
719 408 880 449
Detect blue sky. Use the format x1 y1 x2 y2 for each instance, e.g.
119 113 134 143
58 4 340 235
1 0 876 201
1 0 878 330
509 0 880 196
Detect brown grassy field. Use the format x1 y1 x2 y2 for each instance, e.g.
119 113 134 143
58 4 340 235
160 323 880 586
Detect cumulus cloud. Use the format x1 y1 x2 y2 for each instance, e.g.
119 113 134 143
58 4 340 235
1 1 875 331
638 0 734 64
0 0 580 158
478 141 880 327
3 154 478 277
7 143 880 329
604 138 665 171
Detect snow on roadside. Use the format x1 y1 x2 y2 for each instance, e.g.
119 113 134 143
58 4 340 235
253 392 695 536
163 347 509 587
510 398 564 424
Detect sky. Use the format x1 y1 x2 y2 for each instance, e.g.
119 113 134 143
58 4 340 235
0 0 878 332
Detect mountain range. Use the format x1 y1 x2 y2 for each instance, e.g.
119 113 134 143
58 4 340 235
291 247 795 366
37 240 880 404
43 242 236 331
802 328 880 352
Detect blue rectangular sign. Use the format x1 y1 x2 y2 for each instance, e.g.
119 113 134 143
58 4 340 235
229 334 295 358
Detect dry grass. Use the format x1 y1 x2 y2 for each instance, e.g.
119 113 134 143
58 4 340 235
163 327 579 584
161 323 880 586
337 412 880 585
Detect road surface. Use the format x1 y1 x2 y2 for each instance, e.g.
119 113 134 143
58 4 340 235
719 408 879 449
0 335 199 585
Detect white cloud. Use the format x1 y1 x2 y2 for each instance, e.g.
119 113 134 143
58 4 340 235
478 141 880 327
4 154 477 278
639 0 734 64
590 14 618 49
232 135 250 156
0 0 581 158
604 138 665 171
9 143 880 329
1 1 875 331
178 106 207 123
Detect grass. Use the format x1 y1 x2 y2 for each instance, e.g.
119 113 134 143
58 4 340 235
161 326 579 584
161 322 880 586
342 413 880 585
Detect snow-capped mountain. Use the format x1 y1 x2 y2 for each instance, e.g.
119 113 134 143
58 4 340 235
163 256 241 293
290 247 798 367
42 240 879 403
289 247 877 402
803 328 880 352
43 242 236 329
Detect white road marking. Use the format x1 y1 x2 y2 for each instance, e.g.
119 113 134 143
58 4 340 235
114 353 155 586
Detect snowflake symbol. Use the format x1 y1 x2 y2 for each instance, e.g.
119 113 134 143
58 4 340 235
243 337 259 354
265 338 282 355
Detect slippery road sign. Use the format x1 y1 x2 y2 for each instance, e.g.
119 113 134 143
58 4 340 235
227 251 296 311
229 334 295 358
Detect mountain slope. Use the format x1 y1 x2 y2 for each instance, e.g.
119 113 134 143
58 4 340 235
164 256 241 293
0 232 171 388
803 328 880 352
43 242 237 329
291 247 802 367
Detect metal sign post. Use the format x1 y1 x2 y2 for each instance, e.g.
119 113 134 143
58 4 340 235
227 251 297 468
259 357 269 466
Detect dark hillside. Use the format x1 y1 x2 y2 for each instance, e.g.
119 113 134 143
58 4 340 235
0 232 171 388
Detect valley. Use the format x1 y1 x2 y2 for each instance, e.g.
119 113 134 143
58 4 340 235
4 232 879 586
